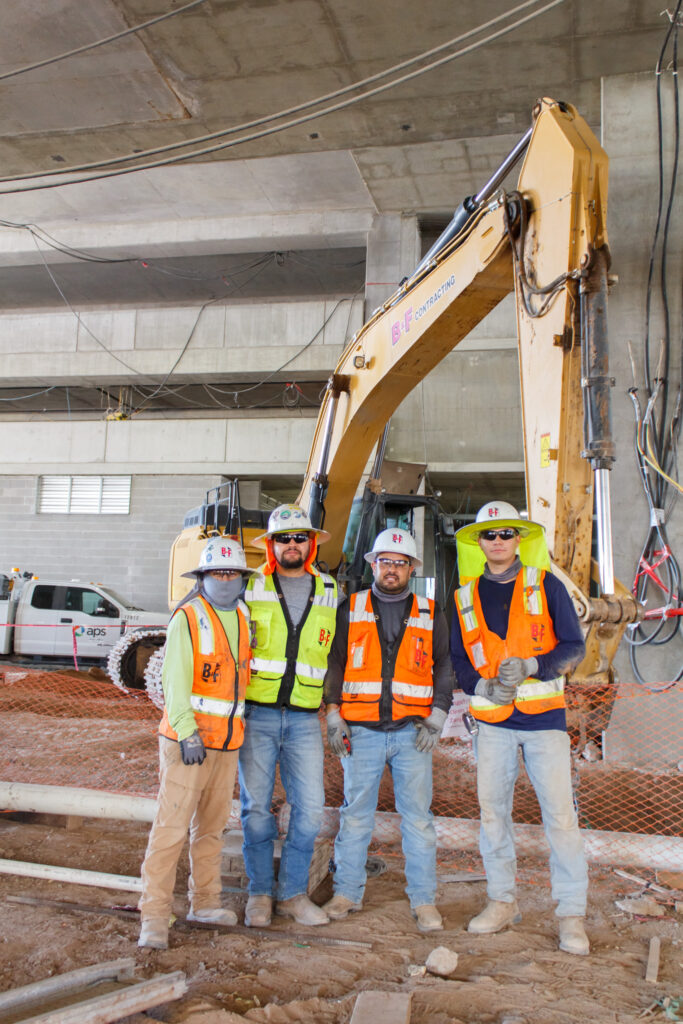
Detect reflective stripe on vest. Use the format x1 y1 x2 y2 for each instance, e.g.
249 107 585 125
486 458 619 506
159 596 250 750
455 569 565 723
341 589 435 723
245 569 337 707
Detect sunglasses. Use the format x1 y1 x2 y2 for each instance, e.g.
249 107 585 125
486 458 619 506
375 558 411 568
274 532 311 544
479 528 519 541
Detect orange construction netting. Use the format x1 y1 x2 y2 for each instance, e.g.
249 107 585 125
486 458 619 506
1 666 681 866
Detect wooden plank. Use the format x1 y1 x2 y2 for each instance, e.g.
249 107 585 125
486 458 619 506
0 960 135 1014
8 972 187 1024
350 991 412 1024
645 937 661 984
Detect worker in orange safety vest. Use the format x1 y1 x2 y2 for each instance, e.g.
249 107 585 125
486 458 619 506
451 501 589 956
138 537 257 950
323 527 454 934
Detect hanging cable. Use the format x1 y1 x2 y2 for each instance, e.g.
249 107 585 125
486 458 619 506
627 1 683 687
0 0 565 194
0 0 209 82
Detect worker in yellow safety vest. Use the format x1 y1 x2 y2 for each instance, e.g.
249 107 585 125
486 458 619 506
239 504 337 928
323 527 454 934
138 537 257 950
451 501 590 956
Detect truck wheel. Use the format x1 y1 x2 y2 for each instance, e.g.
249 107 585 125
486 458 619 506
106 629 167 691
144 643 166 710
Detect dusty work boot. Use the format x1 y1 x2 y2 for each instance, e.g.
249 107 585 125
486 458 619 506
245 895 273 927
558 916 590 955
187 907 238 926
323 892 363 920
467 899 521 934
138 917 169 949
275 894 330 926
413 904 444 933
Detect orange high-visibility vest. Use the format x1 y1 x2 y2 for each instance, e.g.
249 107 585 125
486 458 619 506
454 567 565 723
160 595 251 750
341 589 434 723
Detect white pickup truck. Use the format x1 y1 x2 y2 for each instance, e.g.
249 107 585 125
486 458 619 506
0 571 168 663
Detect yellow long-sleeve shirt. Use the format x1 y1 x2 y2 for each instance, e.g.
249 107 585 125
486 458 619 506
161 604 240 741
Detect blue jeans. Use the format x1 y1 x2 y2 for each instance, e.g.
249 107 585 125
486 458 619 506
474 722 588 917
333 723 437 909
238 704 325 901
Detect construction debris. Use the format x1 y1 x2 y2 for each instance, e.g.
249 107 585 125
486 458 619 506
349 991 412 1024
615 896 666 917
425 946 459 977
0 957 186 1023
645 937 661 984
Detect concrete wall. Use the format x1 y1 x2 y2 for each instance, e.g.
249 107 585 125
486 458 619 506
0 297 364 386
601 73 683 761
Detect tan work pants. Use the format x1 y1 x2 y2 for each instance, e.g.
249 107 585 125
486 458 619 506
139 736 238 921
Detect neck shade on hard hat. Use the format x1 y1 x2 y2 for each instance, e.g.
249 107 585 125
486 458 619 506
455 503 550 584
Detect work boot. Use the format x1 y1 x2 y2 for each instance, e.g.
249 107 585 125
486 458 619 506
413 904 444 933
323 892 363 920
558 916 590 955
244 894 273 927
138 917 169 949
187 907 238 926
275 894 330 926
467 899 521 934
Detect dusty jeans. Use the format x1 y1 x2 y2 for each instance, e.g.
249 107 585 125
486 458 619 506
139 736 238 921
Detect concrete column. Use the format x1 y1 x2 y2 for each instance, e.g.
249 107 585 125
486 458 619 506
603 72 682 760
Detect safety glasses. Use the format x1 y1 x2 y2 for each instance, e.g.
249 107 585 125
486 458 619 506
273 532 311 544
478 528 519 541
375 558 411 568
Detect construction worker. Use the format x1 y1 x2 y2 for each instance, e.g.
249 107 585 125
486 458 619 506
239 504 337 927
451 500 589 955
138 538 256 950
322 528 453 933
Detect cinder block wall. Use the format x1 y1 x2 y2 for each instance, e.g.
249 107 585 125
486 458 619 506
0 475 223 612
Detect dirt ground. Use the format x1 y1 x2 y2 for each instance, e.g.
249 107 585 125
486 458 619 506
0 814 681 1024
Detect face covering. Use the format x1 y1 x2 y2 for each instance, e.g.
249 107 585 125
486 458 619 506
200 574 244 610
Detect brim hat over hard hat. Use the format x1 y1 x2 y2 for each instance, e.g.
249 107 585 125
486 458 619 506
363 527 423 569
253 504 331 548
181 536 260 579
456 500 550 583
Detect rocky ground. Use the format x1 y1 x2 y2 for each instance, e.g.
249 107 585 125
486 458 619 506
0 814 681 1024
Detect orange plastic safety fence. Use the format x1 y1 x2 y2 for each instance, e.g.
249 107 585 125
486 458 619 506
2 667 681 867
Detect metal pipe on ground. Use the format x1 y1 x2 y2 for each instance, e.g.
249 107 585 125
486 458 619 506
0 857 142 891
3 783 681 872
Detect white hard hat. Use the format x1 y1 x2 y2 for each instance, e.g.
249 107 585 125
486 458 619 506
254 503 331 547
364 527 422 569
182 537 258 578
456 501 536 545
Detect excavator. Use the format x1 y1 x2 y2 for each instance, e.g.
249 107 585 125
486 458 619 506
108 97 641 733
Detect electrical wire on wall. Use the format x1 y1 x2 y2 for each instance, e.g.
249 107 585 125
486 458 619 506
625 1 683 688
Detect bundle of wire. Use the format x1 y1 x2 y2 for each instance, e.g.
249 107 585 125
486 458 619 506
626 0 682 688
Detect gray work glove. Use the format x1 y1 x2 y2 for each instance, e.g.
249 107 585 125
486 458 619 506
326 707 351 758
474 676 518 705
499 656 538 687
179 730 206 765
414 707 448 752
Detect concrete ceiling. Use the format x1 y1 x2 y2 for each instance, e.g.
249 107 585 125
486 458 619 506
0 0 664 307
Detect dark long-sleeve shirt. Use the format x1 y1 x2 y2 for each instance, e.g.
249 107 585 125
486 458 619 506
324 592 455 730
450 571 585 732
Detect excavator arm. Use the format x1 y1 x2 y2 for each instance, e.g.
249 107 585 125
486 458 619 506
296 98 640 684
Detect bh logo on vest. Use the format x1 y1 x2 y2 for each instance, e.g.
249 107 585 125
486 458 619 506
318 628 331 648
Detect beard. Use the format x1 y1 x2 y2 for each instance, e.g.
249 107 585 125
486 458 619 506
277 548 305 570
375 573 405 593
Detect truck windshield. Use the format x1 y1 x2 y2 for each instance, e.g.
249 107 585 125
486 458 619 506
98 586 142 611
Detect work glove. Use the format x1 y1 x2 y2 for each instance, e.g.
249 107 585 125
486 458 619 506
414 707 448 752
499 656 538 687
474 676 518 705
179 730 206 766
326 707 351 758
